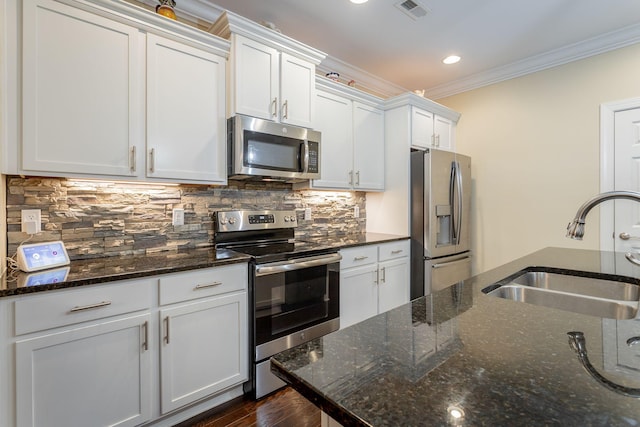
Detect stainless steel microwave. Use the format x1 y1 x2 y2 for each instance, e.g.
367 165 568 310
227 115 321 181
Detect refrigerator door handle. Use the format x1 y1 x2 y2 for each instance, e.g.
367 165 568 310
453 160 463 245
431 255 470 269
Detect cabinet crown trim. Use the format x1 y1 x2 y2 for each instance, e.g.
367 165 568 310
383 92 461 123
69 0 230 56
316 76 384 107
208 11 326 65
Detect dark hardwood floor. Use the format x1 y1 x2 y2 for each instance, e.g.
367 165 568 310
178 387 321 427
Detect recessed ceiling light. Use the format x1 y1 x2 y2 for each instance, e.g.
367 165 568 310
350 0 369 4
443 55 461 65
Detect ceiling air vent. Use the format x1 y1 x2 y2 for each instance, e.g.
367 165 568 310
395 0 429 20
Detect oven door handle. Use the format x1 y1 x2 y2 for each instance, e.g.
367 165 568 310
255 253 342 276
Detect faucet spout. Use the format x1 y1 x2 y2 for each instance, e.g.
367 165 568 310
567 191 640 239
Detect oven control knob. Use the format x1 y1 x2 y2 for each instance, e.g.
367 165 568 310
284 216 290 222
220 218 228 225
229 217 237 225
299 332 305 341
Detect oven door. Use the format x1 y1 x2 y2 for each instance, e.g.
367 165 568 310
253 252 341 360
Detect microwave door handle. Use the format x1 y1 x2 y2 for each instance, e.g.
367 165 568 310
302 141 310 173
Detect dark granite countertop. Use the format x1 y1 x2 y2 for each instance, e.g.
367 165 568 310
0 247 251 297
271 247 640 426
0 233 407 298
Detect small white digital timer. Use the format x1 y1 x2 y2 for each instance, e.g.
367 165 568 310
16 241 70 272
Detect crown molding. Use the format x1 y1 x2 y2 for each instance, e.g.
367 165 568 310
383 93 461 123
317 56 408 99
425 22 640 100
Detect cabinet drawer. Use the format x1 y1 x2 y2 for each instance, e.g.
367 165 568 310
340 245 378 269
159 263 248 306
15 279 154 336
378 240 410 262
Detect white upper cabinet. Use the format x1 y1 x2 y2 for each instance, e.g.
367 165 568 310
17 0 230 184
209 11 325 128
385 93 460 151
311 78 385 191
146 34 227 184
22 0 141 177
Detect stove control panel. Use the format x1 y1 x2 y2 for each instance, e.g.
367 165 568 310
215 210 298 232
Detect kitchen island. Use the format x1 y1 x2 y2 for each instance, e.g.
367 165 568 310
271 247 640 426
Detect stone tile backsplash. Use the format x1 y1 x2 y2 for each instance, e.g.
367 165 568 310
6 177 366 259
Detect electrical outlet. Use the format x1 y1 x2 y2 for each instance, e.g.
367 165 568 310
304 207 312 221
21 209 41 234
354 206 360 218
172 208 185 226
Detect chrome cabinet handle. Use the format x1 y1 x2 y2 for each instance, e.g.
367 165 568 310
164 316 170 344
194 281 222 290
353 256 368 261
625 252 640 267
391 249 403 254
282 100 288 119
436 134 441 146
380 267 386 283
619 232 640 240
69 301 111 313
149 148 155 173
272 97 278 117
130 146 136 173
349 171 354 186
141 321 149 351
355 171 360 186
627 336 640 347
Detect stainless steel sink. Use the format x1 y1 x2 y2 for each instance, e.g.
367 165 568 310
509 271 639 301
482 270 640 319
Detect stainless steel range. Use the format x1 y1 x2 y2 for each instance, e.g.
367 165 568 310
214 210 341 399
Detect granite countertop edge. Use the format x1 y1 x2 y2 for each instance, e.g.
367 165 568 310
1 233 408 298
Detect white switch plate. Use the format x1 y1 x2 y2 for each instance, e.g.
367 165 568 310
172 208 185 226
354 206 360 218
304 207 312 221
21 209 41 234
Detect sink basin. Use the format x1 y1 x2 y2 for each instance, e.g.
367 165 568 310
482 270 640 319
508 271 639 301
486 284 638 319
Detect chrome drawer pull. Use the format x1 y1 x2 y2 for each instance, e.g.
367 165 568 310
391 250 403 254
194 281 222 290
69 301 112 313
142 321 149 351
354 256 368 261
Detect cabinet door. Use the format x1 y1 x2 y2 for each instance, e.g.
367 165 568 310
340 264 378 329
353 102 384 191
434 115 453 150
378 257 410 314
312 90 353 190
231 34 278 121
279 52 315 127
22 0 141 177
411 107 435 149
147 34 226 183
160 291 248 413
15 313 151 427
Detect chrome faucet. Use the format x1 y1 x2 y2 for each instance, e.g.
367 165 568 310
566 191 640 239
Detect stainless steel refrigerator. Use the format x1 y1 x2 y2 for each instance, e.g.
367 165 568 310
410 149 472 299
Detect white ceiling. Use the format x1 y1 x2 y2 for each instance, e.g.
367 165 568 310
200 0 640 98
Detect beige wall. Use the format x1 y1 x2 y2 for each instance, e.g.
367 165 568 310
438 42 640 274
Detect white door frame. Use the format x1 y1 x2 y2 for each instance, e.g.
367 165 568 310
600 97 640 252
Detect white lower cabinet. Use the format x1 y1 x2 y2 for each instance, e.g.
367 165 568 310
12 278 155 427
339 240 410 329
16 313 152 427
3 263 249 427
159 265 248 413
